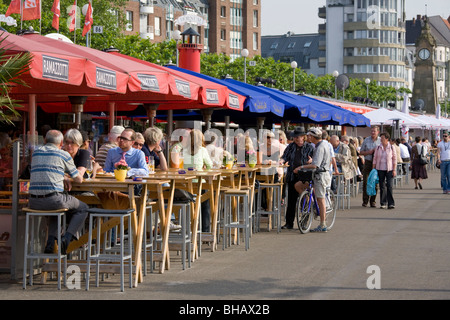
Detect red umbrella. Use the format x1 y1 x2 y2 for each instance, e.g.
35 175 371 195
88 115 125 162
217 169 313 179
107 52 245 111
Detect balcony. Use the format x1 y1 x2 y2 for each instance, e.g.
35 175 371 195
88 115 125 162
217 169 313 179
140 25 154 40
318 6 326 19
140 0 154 15
318 23 326 34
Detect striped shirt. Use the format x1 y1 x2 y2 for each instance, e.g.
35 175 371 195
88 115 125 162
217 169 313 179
29 144 79 195
95 142 116 167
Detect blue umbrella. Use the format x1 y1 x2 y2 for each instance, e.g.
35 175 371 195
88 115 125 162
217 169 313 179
166 66 285 118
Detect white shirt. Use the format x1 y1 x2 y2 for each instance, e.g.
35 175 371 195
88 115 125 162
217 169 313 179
399 143 409 159
437 140 450 161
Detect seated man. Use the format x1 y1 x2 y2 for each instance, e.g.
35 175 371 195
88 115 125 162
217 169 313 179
103 128 149 177
29 130 88 254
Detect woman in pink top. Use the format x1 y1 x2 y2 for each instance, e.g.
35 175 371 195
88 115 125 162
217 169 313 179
373 132 397 209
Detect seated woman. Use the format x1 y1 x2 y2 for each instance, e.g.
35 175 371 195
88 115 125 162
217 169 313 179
182 129 213 232
63 128 91 179
142 127 168 171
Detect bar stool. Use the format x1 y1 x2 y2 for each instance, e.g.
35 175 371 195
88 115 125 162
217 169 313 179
255 182 282 233
86 208 134 292
22 207 68 290
222 189 250 251
143 200 156 275
169 201 192 270
335 175 351 210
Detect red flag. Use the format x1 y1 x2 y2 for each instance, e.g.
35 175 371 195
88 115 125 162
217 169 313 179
51 0 60 30
82 1 93 37
5 0 21 17
22 0 41 21
68 0 77 32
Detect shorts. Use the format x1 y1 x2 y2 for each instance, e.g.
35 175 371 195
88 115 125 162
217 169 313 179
313 172 331 199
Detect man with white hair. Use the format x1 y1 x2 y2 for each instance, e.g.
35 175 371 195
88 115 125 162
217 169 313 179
95 125 125 167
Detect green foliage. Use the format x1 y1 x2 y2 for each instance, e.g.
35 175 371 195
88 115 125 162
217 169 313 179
0 32 32 124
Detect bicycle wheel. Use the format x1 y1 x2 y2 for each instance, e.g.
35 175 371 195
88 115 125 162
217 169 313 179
325 190 337 230
296 190 313 233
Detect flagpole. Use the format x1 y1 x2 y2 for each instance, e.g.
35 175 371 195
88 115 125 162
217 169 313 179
20 0 23 30
74 0 77 43
39 0 42 34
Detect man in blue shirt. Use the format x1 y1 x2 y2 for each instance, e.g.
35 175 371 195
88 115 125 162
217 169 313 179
104 128 149 177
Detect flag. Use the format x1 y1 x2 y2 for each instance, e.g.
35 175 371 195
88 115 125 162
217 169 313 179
51 0 60 30
68 0 77 32
22 0 41 21
5 0 21 17
82 0 93 37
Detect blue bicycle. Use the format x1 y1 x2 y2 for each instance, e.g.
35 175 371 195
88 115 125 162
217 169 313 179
296 170 336 233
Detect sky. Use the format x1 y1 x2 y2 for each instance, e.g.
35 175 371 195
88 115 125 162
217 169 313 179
261 0 450 36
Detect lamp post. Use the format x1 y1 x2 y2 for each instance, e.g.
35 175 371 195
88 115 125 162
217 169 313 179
365 78 370 99
241 48 249 83
173 29 182 66
332 70 339 99
291 61 298 91
395 84 400 110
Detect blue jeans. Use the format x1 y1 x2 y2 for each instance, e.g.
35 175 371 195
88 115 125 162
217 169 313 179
440 161 450 192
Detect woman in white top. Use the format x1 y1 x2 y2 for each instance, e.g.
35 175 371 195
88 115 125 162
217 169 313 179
182 129 213 232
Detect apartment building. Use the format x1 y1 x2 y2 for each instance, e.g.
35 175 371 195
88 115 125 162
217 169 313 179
122 0 261 58
320 0 408 89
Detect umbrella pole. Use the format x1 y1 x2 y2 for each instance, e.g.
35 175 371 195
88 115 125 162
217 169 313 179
109 102 115 131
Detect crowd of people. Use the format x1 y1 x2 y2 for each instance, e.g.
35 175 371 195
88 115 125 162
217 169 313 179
0 122 448 252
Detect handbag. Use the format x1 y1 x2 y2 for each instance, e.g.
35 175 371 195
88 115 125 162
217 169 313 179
419 146 429 165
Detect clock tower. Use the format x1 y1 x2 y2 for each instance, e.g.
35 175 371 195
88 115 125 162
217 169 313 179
412 18 437 114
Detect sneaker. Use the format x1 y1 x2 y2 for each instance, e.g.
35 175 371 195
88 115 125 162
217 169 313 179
169 221 182 231
362 203 368 207
311 225 328 233
380 205 387 209
388 205 395 209
281 224 293 230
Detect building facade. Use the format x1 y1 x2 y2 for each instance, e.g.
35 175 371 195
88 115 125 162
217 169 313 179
261 32 325 76
122 0 261 59
320 0 408 89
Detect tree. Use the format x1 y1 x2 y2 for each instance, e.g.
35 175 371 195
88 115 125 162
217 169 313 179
0 33 32 124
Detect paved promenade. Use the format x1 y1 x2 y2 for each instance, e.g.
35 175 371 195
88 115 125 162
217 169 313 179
1 170 449 302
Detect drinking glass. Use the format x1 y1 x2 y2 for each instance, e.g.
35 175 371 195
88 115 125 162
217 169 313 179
85 160 93 180
148 156 155 173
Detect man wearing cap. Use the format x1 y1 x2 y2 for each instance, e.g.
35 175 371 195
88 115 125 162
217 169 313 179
297 127 332 232
359 126 381 207
95 125 125 168
280 127 314 229
436 131 450 194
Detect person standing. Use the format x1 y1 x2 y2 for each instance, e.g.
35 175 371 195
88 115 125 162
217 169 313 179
410 136 428 190
436 131 450 194
280 127 314 230
398 138 410 175
359 126 381 207
372 132 397 209
298 128 332 232
29 130 88 254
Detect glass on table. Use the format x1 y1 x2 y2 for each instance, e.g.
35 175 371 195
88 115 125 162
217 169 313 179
85 160 93 180
148 156 155 173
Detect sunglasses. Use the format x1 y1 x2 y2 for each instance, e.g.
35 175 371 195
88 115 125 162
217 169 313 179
134 142 144 147
444 135 448 138
119 136 132 142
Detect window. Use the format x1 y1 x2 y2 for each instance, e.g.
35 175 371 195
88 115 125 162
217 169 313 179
253 10 258 27
253 32 258 50
304 41 311 48
220 29 226 41
126 11 133 31
287 42 296 49
221 6 226 17
154 16 160 36
270 42 278 49
230 8 242 26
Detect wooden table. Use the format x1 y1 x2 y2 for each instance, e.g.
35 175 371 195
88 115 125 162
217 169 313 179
152 169 222 257
69 177 171 284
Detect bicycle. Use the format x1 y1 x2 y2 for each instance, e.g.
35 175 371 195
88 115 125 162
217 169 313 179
295 170 337 233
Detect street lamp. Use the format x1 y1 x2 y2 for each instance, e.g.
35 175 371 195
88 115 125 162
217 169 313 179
241 48 249 83
365 78 370 99
173 29 182 66
291 61 298 91
332 70 339 99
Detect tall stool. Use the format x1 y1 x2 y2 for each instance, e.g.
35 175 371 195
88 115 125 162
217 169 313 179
23 207 68 290
255 182 282 233
222 189 250 251
86 208 134 292
168 201 192 270
143 201 156 275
